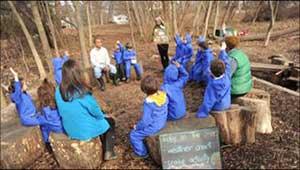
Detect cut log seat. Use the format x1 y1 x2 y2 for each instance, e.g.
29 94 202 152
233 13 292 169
145 114 216 166
0 121 46 169
49 133 103 169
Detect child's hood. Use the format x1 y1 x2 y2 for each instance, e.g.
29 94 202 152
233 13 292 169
185 34 192 44
146 91 167 107
163 64 178 84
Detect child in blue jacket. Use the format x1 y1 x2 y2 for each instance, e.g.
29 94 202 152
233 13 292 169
189 36 214 84
197 42 231 118
112 41 126 81
161 61 188 120
37 79 64 145
130 75 168 159
123 42 143 83
52 50 69 85
171 34 194 69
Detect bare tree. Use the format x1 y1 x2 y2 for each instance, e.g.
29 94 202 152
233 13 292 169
8 1 46 79
221 1 233 25
213 1 220 38
132 1 145 39
31 1 53 73
252 1 264 24
126 1 136 49
1 87 7 109
86 2 93 48
45 2 59 57
74 1 91 72
192 2 202 34
203 1 213 39
172 1 178 35
264 1 279 46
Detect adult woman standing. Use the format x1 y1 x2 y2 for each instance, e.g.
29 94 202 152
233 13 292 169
153 16 170 70
55 59 117 161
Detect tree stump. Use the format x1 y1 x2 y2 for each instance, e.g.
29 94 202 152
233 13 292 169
211 104 256 145
145 114 216 166
130 61 143 80
235 88 273 134
1 121 46 169
49 133 103 169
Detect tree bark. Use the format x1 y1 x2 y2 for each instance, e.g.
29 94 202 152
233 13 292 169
45 2 59 57
252 1 264 24
131 1 145 39
192 2 202 34
126 1 136 49
213 1 220 38
221 1 233 25
74 1 91 74
86 2 93 48
203 1 213 39
8 1 46 79
264 1 279 47
172 1 178 36
31 1 53 73
240 27 299 41
1 87 7 109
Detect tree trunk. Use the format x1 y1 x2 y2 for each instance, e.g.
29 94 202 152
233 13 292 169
221 1 233 25
31 1 53 73
1 88 7 109
86 2 93 48
192 2 202 34
213 1 220 37
74 1 91 75
8 1 46 79
203 1 213 39
241 27 299 41
126 1 136 49
252 1 264 24
264 1 279 47
108 1 113 23
45 2 59 57
97 1 103 25
132 1 145 39
172 1 178 36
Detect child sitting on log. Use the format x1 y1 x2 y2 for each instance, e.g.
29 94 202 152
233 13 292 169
171 33 194 69
130 75 168 159
189 36 214 84
37 79 64 149
123 42 143 83
161 61 189 120
112 40 126 81
197 42 231 118
52 50 69 85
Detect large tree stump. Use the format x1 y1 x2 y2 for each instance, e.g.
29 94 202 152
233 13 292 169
211 104 256 145
145 114 216 166
49 133 103 169
1 121 46 169
235 88 273 134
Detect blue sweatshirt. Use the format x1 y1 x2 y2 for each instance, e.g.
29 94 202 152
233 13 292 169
52 55 69 85
197 50 231 118
55 88 110 140
123 50 137 62
171 34 185 63
113 43 125 64
181 34 194 66
10 81 40 126
161 64 188 120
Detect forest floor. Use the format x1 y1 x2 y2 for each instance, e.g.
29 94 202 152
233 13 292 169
1 19 299 169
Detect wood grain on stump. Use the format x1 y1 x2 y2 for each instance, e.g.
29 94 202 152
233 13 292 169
235 88 273 134
49 133 103 169
145 113 216 166
1 121 46 169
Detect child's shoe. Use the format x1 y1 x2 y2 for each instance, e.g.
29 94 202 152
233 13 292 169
104 151 118 161
126 78 130 83
131 152 149 159
137 75 142 81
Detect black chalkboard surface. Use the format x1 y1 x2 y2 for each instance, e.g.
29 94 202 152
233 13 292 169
159 127 222 169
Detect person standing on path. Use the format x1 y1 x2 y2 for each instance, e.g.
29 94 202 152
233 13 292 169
152 16 170 71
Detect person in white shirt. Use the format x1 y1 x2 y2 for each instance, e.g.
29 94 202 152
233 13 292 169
90 37 118 91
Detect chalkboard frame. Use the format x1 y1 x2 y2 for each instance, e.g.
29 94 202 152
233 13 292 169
158 127 222 169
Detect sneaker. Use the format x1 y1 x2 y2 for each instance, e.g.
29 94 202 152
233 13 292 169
126 79 130 83
131 152 149 159
104 151 118 161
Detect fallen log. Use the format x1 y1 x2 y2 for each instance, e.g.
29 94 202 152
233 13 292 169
49 133 103 169
240 27 299 41
145 114 216 166
251 62 289 72
1 121 46 169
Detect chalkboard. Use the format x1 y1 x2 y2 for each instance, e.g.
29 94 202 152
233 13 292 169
159 127 222 169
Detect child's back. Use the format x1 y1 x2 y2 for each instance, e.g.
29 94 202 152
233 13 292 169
161 62 188 120
113 42 125 64
52 55 69 85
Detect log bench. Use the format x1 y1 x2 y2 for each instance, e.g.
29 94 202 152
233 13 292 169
145 112 216 166
0 120 46 169
49 133 103 169
234 88 273 134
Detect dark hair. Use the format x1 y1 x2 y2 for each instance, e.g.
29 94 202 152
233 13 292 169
8 77 23 93
37 79 57 111
60 59 92 101
199 41 209 50
94 36 102 43
141 75 158 95
210 59 226 77
125 42 133 49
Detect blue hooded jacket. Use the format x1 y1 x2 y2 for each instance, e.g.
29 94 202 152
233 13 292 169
10 81 41 126
123 50 137 61
171 34 185 63
52 55 69 85
181 34 194 67
197 50 231 118
161 64 189 120
190 48 214 82
113 43 125 64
